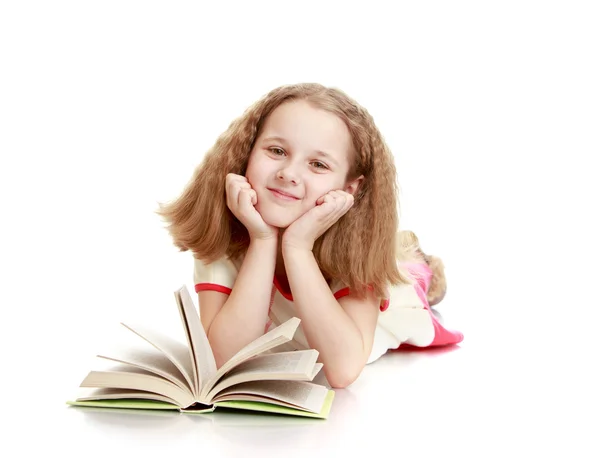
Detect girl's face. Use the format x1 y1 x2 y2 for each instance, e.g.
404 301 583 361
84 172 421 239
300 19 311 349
245 100 361 228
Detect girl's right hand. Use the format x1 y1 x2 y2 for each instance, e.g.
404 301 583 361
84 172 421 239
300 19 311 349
225 173 278 241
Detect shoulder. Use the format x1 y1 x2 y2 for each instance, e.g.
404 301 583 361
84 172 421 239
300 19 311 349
193 255 243 294
328 277 385 306
330 277 381 316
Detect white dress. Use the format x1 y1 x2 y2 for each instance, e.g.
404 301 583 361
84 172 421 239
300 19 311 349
193 255 463 364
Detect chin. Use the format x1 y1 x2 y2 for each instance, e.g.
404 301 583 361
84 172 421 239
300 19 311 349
263 214 295 229
258 206 297 228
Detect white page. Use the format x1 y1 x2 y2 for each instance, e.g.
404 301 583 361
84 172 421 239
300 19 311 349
200 317 301 398
212 380 329 414
119 323 196 392
80 366 196 408
96 347 190 392
204 350 318 401
175 285 217 393
75 387 178 405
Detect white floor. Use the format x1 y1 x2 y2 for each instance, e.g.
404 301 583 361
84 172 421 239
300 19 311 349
12 296 598 458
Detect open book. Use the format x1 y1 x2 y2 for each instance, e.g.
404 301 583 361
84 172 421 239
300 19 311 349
67 285 334 419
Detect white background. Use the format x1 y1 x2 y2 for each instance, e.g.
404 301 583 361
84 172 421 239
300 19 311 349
1 1 599 456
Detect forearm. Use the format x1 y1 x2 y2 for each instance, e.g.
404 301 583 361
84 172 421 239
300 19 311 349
283 246 368 387
208 238 277 366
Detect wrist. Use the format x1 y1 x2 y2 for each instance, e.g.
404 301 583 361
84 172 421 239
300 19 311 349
281 240 314 257
249 230 278 243
249 235 278 250
281 231 315 253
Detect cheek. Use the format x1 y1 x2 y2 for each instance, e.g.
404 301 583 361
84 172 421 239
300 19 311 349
244 156 262 184
308 176 346 200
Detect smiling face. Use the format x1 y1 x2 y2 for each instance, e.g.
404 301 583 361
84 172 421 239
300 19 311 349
245 100 361 228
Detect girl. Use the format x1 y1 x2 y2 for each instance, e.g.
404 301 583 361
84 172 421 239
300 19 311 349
158 83 462 388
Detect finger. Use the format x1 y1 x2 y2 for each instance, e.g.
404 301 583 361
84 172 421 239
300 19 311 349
326 192 353 219
323 194 336 205
315 191 350 216
313 195 337 218
227 174 250 191
333 190 351 201
344 192 354 207
238 188 252 208
331 193 347 212
333 191 354 212
317 190 337 205
327 190 346 203
225 174 236 194
229 176 250 187
226 180 241 209
226 177 250 204
226 173 242 186
342 195 355 214
240 189 259 215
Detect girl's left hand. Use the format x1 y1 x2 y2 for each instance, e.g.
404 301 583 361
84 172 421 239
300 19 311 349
282 190 354 251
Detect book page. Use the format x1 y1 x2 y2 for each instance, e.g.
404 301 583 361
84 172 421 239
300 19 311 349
229 350 318 377
201 317 300 398
175 286 217 394
80 365 196 408
204 350 318 401
75 387 178 405
96 346 191 392
120 323 196 391
211 380 329 414
213 395 318 414
310 363 323 380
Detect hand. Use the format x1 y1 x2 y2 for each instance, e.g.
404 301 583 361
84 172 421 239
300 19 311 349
282 190 354 251
225 173 278 241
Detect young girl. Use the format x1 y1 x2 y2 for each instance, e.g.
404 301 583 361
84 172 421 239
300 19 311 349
158 83 462 388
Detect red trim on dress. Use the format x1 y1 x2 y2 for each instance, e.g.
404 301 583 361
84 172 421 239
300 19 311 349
195 283 232 295
196 278 356 305
379 298 390 311
333 287 350 299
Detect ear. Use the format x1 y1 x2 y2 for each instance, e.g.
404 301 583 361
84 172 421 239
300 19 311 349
344 175 364 196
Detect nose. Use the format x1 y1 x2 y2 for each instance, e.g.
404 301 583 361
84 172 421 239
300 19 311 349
277 163 300 184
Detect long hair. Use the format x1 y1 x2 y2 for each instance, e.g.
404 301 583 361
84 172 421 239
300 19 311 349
158 83 412 298
397 230 447 305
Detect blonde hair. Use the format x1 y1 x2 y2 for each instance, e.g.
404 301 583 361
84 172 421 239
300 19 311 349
158 83 412 298
397 230 447 305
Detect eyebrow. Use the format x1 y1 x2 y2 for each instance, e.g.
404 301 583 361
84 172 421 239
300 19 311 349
262 135 340 167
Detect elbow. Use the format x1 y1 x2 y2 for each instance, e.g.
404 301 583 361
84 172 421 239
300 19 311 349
324 342 371 388
325 364 364 389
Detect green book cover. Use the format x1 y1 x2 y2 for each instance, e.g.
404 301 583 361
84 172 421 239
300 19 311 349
67 389 334 419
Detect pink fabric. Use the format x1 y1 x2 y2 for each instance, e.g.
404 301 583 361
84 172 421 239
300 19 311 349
398 262 464 348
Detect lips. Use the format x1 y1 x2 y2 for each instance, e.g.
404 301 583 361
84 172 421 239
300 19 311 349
268 188 300 200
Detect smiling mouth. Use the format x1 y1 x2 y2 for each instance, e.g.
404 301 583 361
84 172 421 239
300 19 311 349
268 189 300 201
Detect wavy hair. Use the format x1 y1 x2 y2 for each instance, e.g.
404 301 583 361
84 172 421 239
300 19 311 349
158 83 412 298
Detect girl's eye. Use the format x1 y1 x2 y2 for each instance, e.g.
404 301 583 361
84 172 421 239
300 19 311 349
311 161 328 170
269 147 286 156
